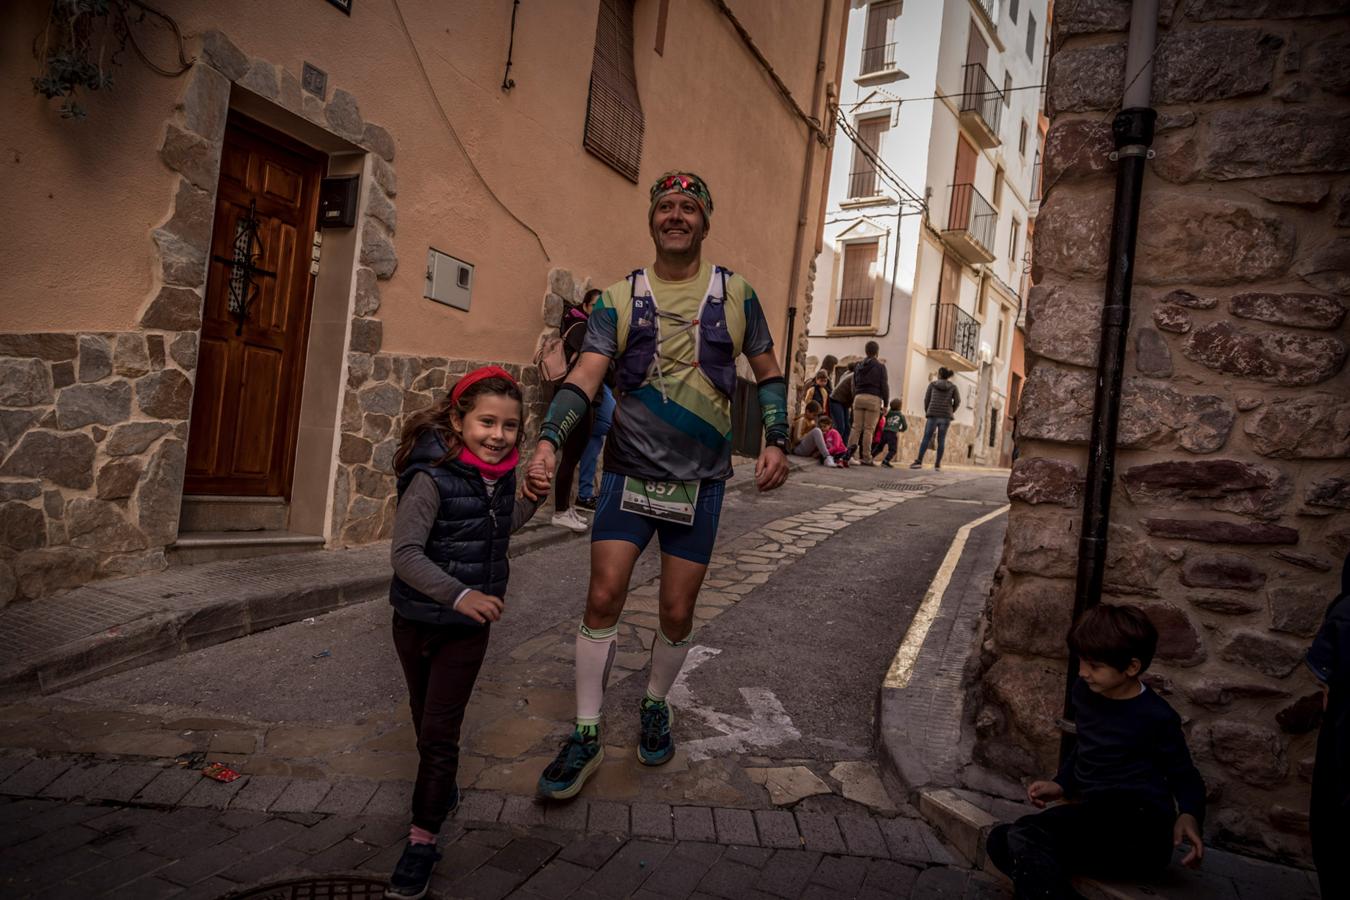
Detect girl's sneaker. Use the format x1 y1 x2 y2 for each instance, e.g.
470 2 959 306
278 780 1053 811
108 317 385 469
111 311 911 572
538 731 604 799
822 456 838 467
385 842 441 899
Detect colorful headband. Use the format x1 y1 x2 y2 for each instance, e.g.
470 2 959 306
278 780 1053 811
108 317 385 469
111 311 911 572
649 171 713 222
450 365 518 405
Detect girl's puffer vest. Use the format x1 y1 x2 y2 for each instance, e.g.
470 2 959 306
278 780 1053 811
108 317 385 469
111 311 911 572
389 430 515 627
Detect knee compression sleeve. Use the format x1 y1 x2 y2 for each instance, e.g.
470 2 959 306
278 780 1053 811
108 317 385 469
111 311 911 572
575 622 618 726
756 376 789 444
646 628 693 703
540 383 592 450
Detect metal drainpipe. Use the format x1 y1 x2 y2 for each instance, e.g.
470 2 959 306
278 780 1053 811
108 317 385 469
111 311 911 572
783 0 834 393
1061 0 1159 757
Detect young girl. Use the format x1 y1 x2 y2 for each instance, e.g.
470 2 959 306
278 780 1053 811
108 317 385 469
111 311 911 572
385 365 543 899
821 414 850 467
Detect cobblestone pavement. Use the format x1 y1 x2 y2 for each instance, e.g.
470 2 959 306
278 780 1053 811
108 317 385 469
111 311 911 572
0 756 1005 899
0 468 1007 818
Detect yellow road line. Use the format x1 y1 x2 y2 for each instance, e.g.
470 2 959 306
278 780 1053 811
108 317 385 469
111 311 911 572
883 504 1010 690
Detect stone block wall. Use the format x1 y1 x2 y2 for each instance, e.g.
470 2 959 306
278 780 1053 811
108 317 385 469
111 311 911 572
0 332 190 602
326 267 584 545
975 1 1349 863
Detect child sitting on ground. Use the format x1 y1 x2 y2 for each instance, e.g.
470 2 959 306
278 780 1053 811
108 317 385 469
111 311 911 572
795 400 822 445
986 603 1205 899
790 413 849 467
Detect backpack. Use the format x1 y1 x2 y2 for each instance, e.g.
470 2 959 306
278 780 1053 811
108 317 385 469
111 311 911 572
533 332 570 383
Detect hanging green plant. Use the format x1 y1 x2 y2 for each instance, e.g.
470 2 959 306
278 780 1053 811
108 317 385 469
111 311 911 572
31 0 193 120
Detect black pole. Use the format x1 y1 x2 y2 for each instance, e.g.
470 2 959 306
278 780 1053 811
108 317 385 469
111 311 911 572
784 304 798 386
1060 107 1157 760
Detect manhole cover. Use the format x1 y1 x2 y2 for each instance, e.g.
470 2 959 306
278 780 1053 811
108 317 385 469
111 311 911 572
878 482 934 492
225 877 389 899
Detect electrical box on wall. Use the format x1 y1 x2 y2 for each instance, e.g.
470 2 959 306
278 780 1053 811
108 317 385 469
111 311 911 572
425 248 474 311
318 176 359 228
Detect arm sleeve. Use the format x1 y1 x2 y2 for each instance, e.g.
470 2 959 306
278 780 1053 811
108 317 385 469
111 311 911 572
539 383 593 449
390 473 471 606
923 384 933 413
741 285 775 357
951 385 961 411
511 491 543 533
756 376 789 442
1158 714 1207 825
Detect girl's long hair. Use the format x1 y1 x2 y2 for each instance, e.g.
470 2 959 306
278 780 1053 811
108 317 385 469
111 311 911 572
393 375 524 474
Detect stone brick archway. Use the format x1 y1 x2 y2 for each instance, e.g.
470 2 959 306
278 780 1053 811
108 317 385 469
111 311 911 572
0 31 401 602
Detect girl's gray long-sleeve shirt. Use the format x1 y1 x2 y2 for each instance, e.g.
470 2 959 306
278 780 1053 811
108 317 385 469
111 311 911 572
389 472 542 606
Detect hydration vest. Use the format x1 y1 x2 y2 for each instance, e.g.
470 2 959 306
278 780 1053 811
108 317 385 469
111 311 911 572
613 266 745 401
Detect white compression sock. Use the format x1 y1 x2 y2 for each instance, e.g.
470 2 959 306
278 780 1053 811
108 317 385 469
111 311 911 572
645 628 693 704
575 622 618 730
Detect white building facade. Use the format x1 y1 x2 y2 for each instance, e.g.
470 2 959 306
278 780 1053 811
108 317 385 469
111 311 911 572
806 0 1046 467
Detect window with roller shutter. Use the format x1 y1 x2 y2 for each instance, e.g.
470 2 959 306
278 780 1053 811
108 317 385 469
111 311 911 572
583 0 645 183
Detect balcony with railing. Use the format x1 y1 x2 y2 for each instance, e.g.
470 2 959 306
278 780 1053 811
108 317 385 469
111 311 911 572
942 183 997 265
860 42 897 77
959 62 1003 148
847 168 882 200
835 296 873 328
929 302 979 371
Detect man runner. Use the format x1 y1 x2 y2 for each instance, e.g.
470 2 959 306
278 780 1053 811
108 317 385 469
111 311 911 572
527 171 791 800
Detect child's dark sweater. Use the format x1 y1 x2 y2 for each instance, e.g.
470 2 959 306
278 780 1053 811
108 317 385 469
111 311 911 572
1055 680 1205 825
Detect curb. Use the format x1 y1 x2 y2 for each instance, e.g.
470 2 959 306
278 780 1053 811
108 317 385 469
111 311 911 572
0 565 388 701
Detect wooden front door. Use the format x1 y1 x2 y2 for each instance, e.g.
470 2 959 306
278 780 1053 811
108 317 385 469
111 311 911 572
185 115 323 497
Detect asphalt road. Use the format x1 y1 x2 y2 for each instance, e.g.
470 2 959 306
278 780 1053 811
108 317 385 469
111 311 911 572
45 464 1008 805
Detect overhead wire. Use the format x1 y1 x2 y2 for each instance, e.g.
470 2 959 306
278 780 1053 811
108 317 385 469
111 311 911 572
846 80 1047 110
389 0 551 261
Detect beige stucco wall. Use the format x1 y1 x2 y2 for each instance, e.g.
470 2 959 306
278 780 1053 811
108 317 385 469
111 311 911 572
1 0 838 357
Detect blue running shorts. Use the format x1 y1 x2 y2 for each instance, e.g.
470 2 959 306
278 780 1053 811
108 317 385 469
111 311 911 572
590 472 726 565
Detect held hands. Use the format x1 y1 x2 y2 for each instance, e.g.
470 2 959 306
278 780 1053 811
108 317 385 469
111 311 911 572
457 591 505 624
756 445 790 492
1026 780 1064 809
523 442 556 501
1174 813 1204 868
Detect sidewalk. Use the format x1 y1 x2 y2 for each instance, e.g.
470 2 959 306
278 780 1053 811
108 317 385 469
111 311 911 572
0 456 802 702
873 503 1321 900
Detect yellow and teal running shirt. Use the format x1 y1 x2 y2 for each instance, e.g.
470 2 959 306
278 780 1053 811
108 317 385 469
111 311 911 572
581 261 774 482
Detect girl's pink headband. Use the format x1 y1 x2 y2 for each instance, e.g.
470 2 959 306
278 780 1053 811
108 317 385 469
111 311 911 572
450 365 518 405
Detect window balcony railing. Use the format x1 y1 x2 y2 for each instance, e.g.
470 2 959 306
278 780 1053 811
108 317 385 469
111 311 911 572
847 169 882 199
959 62 1004 147
943 182 997 264
932 302 979 363
836 297 872 328
860 42 896 76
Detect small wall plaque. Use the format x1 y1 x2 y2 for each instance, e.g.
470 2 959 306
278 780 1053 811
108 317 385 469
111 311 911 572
302 62 327 99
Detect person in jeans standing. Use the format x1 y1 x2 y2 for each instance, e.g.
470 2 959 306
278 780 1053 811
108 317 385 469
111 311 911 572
829 360 853 446
846 341 888 466
551 290 601 532
573 381 614 512
911 366 959 470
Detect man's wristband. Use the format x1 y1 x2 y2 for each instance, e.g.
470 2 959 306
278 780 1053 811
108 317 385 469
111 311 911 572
539 383 590 449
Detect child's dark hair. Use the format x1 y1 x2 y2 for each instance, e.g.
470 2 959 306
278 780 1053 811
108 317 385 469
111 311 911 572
394 375 523 473
817 413 832 427
889 398 902 410
804 400 821 414
1069 603 1158 673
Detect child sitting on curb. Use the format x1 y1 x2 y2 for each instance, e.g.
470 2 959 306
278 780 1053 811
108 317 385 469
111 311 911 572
986 603 1205 899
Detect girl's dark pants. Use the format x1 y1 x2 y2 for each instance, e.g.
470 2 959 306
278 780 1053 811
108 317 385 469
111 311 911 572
392 612 490 833
555 406 595 513
985 796 1173 899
